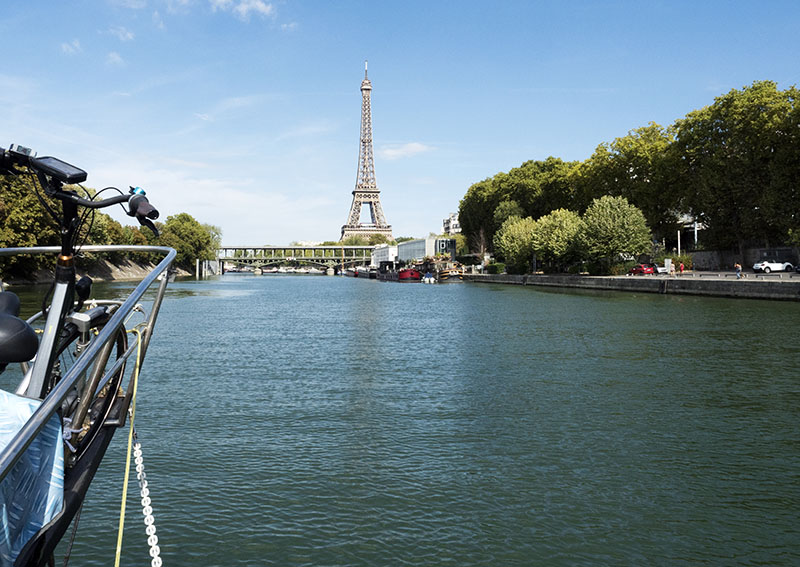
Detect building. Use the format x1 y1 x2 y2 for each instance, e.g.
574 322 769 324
397 238 456 263
370 244 397 267
442 213 461 235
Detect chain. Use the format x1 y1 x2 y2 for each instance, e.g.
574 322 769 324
134 438 162 567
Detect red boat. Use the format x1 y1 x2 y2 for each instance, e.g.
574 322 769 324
398 268 422 282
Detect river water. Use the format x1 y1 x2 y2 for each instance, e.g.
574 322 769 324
4 274 800 566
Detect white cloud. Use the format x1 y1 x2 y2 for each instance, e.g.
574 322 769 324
153 10 165 29
61 39 82 55
194 94 263 122
378 142 434 160
108 26 135 41
281 22 298 32
275 121 334 141
211 0 274 20
106 51 125 66
166 0 193 13
89 155 338 244
111 0 146 8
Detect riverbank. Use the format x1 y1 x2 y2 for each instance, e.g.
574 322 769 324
2 258 189 287
464 272 800 300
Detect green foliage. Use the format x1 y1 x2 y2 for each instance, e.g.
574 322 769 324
458 158 579 255
394 236 415 243
159 213 218 269
340 235 369 246
1 171 221 279
493 200 524 230
0 173 59 277
671 80 800 251
486 262 506 274
530 208 584 271
368 234 390 245
450 233 469 256
609 262 635 276
577 123 678 239
493 216 536 274
580 196 652 270
459 80 800 257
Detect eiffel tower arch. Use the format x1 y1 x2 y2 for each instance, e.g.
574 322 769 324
341 62 393 242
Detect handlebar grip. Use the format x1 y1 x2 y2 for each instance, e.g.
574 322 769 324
128 193 159 220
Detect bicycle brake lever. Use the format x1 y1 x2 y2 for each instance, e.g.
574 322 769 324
139 216 159 238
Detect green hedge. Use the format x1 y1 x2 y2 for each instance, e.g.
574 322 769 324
486 262 506 274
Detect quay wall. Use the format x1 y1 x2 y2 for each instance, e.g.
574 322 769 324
464 273 800 301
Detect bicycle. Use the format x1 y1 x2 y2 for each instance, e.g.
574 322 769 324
0 144 176 566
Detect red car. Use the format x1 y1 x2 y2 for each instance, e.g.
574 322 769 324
628 263 655 275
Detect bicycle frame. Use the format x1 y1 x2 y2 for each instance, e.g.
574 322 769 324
0 244 176 483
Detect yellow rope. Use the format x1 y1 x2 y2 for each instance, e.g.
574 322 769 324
114 327 143 567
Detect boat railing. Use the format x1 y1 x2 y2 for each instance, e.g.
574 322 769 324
0 244 176 483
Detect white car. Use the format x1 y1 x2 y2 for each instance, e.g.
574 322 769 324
752 259 794 273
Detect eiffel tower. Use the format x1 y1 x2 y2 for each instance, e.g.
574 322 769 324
341 62 393 242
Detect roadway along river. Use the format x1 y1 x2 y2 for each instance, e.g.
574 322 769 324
6 274 800 566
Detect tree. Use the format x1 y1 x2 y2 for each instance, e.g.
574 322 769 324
493 216 537 274
577 123 678 240
768 89 800 240
671 80 799 253
159 212 216 269
493 200 524 231
368 234 390 245
0 172 59 277
581 196 651 268
459 177 499 255
340 235 369 246
531 209 584 271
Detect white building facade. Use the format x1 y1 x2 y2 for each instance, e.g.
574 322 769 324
442 213 461 235
397 238 456 263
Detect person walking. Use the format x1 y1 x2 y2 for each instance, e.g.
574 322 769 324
669 262 676 277
679 262 684 275
735 262 742 279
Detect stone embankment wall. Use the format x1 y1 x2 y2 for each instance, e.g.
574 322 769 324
464 273 800 301
4 259 189 286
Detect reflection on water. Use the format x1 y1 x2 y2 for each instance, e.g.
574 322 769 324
4 274 800 566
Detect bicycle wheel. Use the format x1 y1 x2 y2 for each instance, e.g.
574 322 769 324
50 320 128 458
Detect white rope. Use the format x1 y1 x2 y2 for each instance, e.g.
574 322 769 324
134 439 162 567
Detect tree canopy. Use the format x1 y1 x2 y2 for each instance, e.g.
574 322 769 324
580 196 652 268
459 80 800 258
493 216 536 274
0 172 221 278
531 208 584 270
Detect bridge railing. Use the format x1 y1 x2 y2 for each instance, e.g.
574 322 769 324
217 245 375 266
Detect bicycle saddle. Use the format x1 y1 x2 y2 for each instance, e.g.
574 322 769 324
0 291 39 363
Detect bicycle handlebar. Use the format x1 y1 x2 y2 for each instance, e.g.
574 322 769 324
0 144 87 184
1 144 161 236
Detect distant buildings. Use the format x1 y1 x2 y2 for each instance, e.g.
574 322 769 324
443 213 461 235
370 237 457 267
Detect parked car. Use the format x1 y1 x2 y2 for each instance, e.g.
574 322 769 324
651 263 668 274
629 263 655 275
752 260 794 273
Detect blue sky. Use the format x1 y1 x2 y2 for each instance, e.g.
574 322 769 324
2 1 799 245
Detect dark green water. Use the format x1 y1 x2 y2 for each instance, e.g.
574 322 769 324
5 275 800 566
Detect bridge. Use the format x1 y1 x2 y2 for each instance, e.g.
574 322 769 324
216 245 375 270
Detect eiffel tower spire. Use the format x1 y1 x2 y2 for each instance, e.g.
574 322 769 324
341 61 393 242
